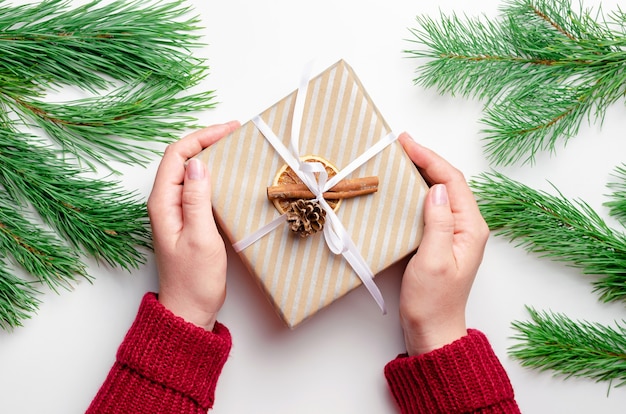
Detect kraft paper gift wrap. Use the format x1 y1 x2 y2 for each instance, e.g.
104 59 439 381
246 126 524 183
195 60 428 328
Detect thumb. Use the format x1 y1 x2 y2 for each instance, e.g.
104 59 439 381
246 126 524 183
415 184 455 262
182 158 216 234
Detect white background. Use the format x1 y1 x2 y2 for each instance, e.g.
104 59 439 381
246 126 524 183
1 0 626 413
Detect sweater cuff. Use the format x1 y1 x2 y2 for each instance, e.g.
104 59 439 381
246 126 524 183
384 329 516 413
116 292 232 409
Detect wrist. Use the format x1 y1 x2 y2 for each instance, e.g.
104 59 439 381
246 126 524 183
403 326 468 356
401 314 468 356
158 293 219 331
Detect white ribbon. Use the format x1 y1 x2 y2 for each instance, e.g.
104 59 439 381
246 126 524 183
232 63 398 314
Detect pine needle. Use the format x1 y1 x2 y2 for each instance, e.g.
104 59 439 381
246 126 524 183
0 0 216 170
510 306 626 388
406 0 626 166
605 164 626 224
0 0 207 91
0 266 40 331
4 80 216 169
470 171 626 303
0 190 88 291
0 127 152 271
0 0 212 329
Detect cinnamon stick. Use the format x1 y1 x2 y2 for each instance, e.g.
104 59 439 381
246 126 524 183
267 176 378 200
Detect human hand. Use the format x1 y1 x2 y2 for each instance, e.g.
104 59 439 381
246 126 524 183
147 121 240 331
398 133 489 356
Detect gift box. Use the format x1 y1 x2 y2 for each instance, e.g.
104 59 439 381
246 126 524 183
195 60 428 328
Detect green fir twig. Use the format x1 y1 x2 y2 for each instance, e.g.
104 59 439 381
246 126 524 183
0 127 152 270
0 0 215 329
0 0 216 170
0 266 40 330
0 189 87 291
0 0 206 91
3 80 216 169
510 307 626 388
469 171 626 302
605 164 626 224
406 0 626 166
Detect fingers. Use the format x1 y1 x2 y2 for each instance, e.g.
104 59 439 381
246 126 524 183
415 184 455 264
183 120 241 151
148 121 240 238
399 133 474 203
399 132 484 226
181 158 218 240
153 121 240 190
400 132 489 258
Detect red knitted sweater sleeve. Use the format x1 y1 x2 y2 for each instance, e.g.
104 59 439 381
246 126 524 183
86 292 232 414
384 329 520 414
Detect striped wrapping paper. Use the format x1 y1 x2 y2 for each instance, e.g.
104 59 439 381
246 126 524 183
196 60 428 328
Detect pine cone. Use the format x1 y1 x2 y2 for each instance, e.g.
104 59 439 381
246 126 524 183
286 199 326 237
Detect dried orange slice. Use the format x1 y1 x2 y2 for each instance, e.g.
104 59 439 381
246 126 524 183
270 155 341 214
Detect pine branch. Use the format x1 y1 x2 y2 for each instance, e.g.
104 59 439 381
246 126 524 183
469 171 626 302
0 0 206 91
3 80 216 169
0 0 216 169
0 128 151 271
0 0 213 330
0 188 86 328
0 266 40 331
405 11 564 103
503 0 615 44
605 164 626 224
0 190 88 291
406 0 626 166
481 82 595 165
510 306 626 388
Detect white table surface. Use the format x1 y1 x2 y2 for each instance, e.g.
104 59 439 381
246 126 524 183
2 0 626 412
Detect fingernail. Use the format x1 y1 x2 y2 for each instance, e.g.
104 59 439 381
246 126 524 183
432 184 448 205
404 132 420 145
227 120 241 129
187 158 205 180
